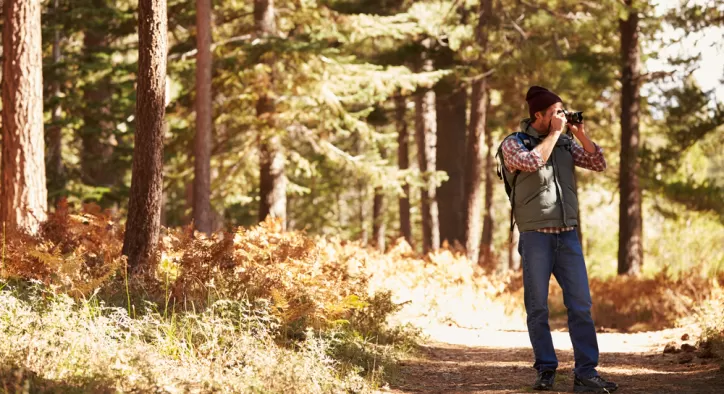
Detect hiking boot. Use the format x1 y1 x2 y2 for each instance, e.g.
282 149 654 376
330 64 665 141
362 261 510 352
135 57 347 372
573 375 618 393
533 370 556 391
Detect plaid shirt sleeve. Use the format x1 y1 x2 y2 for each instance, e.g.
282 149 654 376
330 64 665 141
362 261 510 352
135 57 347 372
501 137 546 172
570 141 607 172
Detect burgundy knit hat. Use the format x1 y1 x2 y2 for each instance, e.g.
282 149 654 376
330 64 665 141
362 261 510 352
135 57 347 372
526 86 562 119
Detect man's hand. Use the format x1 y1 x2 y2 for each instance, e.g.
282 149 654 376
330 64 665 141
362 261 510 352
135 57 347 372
568 122 597 154
550 111 567 133
533 111 566 165
568 122 585 138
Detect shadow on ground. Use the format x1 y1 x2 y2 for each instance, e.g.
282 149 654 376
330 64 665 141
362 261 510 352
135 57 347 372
389 344 724 394
0 363 118 394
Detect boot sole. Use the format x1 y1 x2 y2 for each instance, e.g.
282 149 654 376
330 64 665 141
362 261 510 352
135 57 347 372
573 386 618 393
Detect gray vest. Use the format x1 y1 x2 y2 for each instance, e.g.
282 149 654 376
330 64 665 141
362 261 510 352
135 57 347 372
501 119 579 232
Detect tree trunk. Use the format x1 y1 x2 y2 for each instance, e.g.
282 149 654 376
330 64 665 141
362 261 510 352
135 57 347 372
1 0 47 234
415 45 440 253
122 0 167 271
435 48 467 247
481 135 496 267
47 0 65 205
618 0 643 276
468 0 494 264
372 187 385 252
358 188 369 244
255 0 286 228
81 0 116 188
466 78 487 263
395 93 412 245
193 0 213 234
356 137 369 243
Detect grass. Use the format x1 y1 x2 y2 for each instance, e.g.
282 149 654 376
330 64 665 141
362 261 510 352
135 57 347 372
1 202 722 392
685 283 724 363
0 281 378 393
0 206 420 393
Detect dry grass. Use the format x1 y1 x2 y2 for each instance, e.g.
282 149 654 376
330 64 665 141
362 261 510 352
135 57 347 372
0 203 416 393
1 202 722 392
495 271 724 332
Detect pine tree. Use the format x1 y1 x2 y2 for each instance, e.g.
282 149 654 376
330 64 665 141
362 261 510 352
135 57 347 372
193 0 213 234
435 63 467 246
415 40 440 253
255 0 287 228
395 93 412 245
122 0 167 270
46 0 65 204
1 0 48 234
466 0 493 264
618 0 643 276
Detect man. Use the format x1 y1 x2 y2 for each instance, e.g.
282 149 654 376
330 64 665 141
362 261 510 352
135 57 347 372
499 86 618 393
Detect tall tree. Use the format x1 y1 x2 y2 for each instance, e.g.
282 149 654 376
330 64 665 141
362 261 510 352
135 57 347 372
466 0 493 264
415 42 440 253
46 0 65 204
618 0 643 275
255 0 287 228
1 0 47 234
193 0 213 234
372 142 388 252
435 47 467 247
122 0 167 270
395 93 412 245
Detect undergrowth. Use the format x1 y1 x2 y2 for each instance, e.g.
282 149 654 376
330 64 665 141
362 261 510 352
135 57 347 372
687 284 724 363
1 202 722 392
0 202 418 393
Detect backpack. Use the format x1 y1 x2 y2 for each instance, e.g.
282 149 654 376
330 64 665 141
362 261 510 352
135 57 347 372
495 132 535 232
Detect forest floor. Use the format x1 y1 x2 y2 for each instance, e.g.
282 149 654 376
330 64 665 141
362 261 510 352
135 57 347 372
380 324 724 394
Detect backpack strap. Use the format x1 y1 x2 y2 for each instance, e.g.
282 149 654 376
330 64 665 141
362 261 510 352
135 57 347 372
496 132 534 233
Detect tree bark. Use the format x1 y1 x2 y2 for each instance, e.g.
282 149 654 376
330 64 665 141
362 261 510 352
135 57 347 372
1 0 48 234
618 0 643 276
435 48 467 247
47 0 65 205
193 0 213 234
466 79 489 263
122 0 167 271
480 129 496 267
395 93 412 245
255 0 286 228
415 46 440 253
467 0 494 264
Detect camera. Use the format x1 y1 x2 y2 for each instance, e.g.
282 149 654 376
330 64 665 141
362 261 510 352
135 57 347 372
563 110 584 124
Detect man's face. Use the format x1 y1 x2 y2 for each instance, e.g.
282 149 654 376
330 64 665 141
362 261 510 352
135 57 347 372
537 102 564 131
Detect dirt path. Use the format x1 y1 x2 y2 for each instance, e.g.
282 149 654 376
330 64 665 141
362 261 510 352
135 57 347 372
382 327 724 393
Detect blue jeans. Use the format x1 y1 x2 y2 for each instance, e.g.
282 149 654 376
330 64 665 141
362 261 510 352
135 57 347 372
519 230 599 378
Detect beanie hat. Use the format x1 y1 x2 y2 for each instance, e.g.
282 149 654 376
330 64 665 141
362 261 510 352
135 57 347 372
526 86 562 119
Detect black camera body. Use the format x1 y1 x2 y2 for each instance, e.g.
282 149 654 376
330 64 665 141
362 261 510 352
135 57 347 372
563 110 584 124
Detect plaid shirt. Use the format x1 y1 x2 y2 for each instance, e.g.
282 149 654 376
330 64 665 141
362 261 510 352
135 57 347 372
502 135 606 234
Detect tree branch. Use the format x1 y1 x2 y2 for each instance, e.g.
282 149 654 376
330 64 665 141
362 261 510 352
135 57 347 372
169 34 253 61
